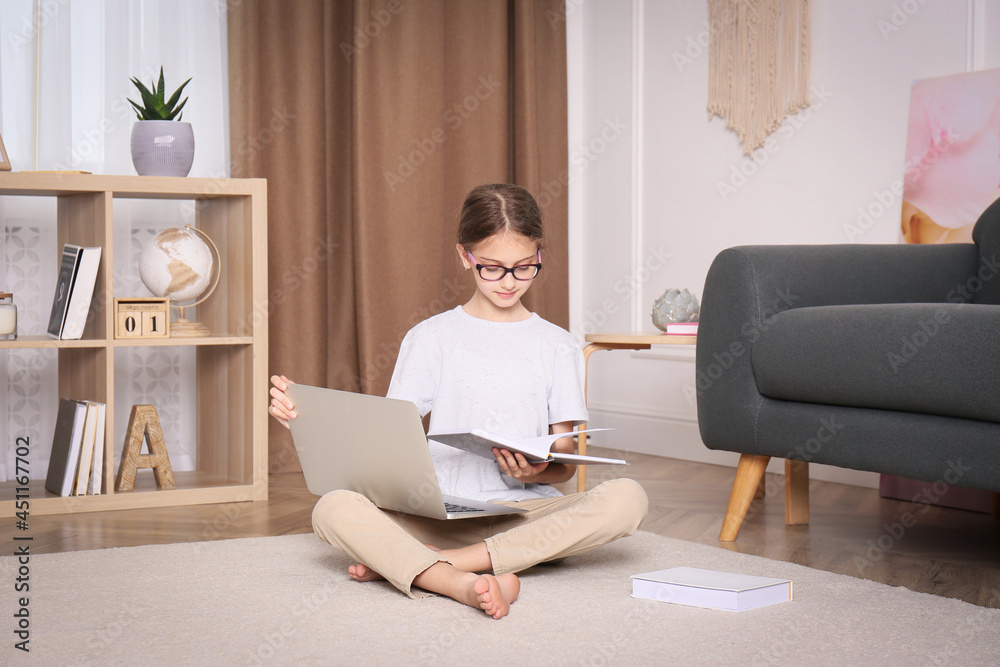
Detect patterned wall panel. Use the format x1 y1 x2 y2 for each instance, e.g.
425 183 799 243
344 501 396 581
2 224 58 482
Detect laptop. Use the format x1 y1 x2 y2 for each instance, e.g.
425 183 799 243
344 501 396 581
285 383 527 520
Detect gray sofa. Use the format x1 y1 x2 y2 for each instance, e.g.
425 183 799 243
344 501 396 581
697 197 1000 541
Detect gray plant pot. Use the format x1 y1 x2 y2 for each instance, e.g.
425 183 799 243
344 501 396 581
130 121 195 177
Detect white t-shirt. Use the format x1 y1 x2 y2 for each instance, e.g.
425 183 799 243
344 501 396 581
386 305 589 502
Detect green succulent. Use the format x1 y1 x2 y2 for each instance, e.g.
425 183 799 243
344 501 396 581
127 67 191 121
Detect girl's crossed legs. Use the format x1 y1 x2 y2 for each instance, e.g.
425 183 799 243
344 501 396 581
311 477 648 619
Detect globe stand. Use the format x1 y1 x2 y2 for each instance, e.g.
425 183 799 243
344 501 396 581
170 306 211 337
168 226 221 338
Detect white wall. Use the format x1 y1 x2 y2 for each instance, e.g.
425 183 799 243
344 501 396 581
568 0 1000 487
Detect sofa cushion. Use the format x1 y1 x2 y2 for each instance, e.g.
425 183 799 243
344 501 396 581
751 303 1000 424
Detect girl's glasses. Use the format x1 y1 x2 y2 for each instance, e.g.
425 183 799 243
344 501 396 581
467 252 542 281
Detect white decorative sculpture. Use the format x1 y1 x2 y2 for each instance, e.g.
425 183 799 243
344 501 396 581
651 288 700 331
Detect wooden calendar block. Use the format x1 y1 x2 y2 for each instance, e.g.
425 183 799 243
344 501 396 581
142 309 167 337
114 298 170 339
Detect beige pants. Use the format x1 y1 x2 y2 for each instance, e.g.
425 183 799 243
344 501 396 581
311 478 648 598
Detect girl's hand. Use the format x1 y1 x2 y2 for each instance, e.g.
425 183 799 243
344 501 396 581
492 448 549 483
268 375 297 429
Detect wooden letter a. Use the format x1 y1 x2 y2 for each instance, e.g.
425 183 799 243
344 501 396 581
115 404 176 491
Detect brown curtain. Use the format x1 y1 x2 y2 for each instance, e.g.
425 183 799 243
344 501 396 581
229 0 569 472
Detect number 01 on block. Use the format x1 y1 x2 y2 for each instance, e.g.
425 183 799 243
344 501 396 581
114 298 170 339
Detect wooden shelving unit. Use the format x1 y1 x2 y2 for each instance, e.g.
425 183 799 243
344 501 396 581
0 173 268 516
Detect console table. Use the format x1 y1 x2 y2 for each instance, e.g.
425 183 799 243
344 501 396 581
577 332 697 491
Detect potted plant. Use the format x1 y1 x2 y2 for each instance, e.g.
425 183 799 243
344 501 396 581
127 67 194 177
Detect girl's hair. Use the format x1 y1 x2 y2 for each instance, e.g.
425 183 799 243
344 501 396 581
457 184 545 250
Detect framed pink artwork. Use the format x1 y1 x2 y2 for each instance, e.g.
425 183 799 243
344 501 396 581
901 68 1000 244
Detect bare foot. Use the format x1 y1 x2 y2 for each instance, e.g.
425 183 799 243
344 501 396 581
496 573 520 605
348 544 441 583
347 563 384 582
413 562 521 619
472 573 520 619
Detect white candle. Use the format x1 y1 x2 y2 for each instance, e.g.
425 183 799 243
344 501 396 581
0 305 16 335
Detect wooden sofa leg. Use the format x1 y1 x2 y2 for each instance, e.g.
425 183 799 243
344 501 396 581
785 460 810 525
720 454 770 541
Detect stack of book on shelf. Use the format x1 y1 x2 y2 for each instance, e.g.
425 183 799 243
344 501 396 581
44 399 107 496
47 244 102 340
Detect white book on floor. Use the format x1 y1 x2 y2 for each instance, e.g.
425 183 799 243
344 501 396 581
631 567 792 611
428 428 625 465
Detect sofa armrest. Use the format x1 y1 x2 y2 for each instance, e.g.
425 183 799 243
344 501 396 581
696 243 979 453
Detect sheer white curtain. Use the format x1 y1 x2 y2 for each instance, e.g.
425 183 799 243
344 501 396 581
1 0 229 175
0 0 229 482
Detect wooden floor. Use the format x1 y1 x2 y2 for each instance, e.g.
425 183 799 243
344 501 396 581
7 448 999 608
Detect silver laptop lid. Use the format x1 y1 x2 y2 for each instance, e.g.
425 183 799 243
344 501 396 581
286 384 450 519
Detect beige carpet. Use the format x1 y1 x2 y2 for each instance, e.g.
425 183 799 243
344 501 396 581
4 530 998 665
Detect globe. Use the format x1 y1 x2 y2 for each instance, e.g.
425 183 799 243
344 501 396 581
139 227 214 303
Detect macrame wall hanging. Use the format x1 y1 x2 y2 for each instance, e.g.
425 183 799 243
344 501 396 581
707 0 811 155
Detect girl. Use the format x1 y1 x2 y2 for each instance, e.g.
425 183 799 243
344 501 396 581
269 183 647 619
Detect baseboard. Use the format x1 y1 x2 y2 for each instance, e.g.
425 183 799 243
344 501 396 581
587 406 881 489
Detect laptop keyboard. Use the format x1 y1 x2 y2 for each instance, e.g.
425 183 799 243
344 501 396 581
444 502 485 514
